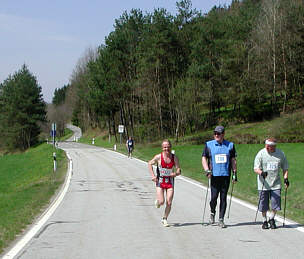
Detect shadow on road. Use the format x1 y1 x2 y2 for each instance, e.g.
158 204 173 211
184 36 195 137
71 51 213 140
171 222 204 227
226 221 261 227
171 220 303 230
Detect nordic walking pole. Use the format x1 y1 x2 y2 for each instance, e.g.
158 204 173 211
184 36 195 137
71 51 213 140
227 183 234 219
202 177 210 224
283 187 288 227
255 177 266 222
228 172 237 219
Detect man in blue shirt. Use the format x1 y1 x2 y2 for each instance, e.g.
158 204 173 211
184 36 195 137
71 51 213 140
202 126 237 228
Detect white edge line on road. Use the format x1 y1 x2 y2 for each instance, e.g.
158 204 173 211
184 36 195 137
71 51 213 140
2 153 73 259
3 146 303 259
108 148 304 233
179 176 304 233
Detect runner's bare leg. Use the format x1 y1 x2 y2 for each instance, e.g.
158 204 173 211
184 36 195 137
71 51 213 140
164 188 174 219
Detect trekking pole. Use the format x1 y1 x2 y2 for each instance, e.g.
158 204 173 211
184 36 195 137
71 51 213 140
255 178 265 222
227 183 234 219
202 178 210 225
283 187 288 227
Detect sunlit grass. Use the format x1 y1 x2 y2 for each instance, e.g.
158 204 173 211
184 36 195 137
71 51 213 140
80 132 304 225
0 144 67 254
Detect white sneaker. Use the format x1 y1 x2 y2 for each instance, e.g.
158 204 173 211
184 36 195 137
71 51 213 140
161 218 169 227
155 200 160 208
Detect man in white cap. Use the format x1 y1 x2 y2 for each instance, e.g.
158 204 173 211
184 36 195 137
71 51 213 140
202 125 237 228
254 137 289 229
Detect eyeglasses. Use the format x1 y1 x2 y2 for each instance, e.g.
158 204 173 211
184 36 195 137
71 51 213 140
214 132 222 136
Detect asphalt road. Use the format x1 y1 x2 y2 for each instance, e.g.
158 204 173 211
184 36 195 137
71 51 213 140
7 128 304 259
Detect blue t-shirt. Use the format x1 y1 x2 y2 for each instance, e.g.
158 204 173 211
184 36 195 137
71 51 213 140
202 139 236 176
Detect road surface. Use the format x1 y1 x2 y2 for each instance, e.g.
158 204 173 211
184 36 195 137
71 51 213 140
4 127 304 259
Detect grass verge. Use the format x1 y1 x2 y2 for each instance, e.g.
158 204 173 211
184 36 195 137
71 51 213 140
0 144 67 254
80 134 304 226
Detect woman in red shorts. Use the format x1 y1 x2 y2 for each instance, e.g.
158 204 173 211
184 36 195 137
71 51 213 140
148 139 181 227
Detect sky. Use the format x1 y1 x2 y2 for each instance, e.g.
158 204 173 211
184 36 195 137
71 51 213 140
0 0 232 103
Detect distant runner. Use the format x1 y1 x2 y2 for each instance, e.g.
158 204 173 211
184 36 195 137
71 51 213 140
126 136 134 158
148 139 181 227
202 125 237 228
254 137 289 229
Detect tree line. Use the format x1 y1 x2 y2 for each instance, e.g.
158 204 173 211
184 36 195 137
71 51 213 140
2 0 304 150
59 0 303 142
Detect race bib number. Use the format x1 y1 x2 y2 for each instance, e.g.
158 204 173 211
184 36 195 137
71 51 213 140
266 162 278 171
215 154 227 164
160 168 172 177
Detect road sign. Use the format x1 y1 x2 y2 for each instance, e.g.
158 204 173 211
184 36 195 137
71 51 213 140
51 130 56 137
118 125 124 133
51 123 57 146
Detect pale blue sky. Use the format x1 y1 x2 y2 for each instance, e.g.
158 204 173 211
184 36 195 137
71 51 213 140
0 0 232 103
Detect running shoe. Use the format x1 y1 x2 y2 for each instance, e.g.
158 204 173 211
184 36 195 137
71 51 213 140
262 220 269 229
269 219 277 229
218 218 226 228
209 213 215 224
161 218 169 227
155 200 160 208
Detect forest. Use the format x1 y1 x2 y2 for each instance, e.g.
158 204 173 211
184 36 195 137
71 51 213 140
62 0 304 142
1 0 304 149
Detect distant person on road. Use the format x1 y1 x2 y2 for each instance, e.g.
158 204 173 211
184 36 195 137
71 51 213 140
126 136 134 158
148 139 181 227
254 137 289 229
202 125 237 228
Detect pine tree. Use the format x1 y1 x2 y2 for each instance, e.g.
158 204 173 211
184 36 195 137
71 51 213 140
0 65 46 150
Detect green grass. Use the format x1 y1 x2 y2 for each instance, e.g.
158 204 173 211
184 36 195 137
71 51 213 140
0 144 67 254
80 135 304 225
58 128 74 141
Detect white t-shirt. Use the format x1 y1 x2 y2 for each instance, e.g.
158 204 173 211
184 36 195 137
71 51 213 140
254 148 288 190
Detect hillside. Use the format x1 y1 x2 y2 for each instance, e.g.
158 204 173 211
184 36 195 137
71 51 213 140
80 109 304 147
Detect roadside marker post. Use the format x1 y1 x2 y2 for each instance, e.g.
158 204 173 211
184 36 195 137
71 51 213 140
53 152 57 172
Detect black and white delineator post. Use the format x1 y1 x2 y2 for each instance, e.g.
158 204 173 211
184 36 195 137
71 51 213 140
53 152 57 172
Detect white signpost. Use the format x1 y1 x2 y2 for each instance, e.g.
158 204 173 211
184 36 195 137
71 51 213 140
118 125 124 144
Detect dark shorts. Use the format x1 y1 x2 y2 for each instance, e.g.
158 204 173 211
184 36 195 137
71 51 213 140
128 147 133 153
258 189 281 212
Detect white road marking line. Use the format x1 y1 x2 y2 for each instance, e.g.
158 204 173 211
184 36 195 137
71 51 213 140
179 175 304 233
4 147 303 258
110 148 304 233
2 153 73 259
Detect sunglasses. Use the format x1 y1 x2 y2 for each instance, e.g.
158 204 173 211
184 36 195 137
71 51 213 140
214 132 222 136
